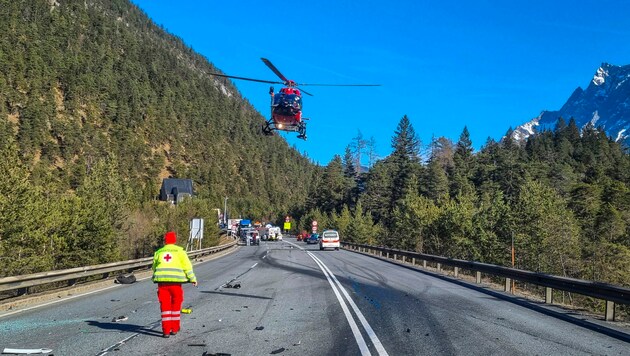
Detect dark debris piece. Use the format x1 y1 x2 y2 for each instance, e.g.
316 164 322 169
270 348 286 354
254 326 264 331
224 281 241 289
115 274 136 284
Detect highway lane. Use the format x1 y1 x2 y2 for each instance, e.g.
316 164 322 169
1 237 628 355
308 243 629 355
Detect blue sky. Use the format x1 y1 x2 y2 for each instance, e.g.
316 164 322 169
131 0 630 165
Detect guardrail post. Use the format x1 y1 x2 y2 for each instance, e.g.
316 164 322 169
386 252 390 259
412 257 416 265
437 263 441 272
545 287 553 304
454 267 459 278
379 250 382 257
605 301 615 321
505 278 511 292
394 253 397 261
476 271 481 284
422 260 427 268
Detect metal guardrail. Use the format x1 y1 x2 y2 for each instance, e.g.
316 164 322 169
0 240 238 294
342 242 630 322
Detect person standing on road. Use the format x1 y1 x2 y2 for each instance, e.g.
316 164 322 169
152 231 197 338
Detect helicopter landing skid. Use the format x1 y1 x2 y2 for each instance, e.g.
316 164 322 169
262 121 275 136
262 120 307 140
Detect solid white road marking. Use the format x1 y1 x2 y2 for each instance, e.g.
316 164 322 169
286 241 389 355
309 252 389 356
250 263 258 269
308 250 371 355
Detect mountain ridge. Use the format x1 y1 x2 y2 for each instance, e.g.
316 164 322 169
512 63 630 144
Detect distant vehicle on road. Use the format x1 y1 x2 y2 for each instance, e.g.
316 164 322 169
320 230 340 250
296 230 308 241
306 233 320 244
249 230 260 245
240 228 260 246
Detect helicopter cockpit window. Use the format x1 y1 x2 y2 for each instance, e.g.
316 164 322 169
274 94 301 109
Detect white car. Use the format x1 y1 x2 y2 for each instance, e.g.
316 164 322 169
319 230 340 250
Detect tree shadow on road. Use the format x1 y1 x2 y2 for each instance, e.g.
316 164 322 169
84 320 163 337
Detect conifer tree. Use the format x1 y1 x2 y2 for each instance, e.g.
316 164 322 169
389 115 422 211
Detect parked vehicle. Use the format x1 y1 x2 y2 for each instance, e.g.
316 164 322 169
248 230 260 245
239 227 260 246
320 230 340 250
268 226 281 241
306 233 319 244
296 230 308 241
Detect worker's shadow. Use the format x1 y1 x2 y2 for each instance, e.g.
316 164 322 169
85 320 163 337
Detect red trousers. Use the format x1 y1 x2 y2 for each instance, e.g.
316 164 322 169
157 283 184 335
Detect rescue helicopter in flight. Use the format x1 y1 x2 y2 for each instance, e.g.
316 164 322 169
208 58 379 140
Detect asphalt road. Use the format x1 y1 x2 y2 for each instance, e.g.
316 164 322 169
1 238 628 355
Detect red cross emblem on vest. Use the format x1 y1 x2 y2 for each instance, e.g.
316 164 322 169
163 253 172 262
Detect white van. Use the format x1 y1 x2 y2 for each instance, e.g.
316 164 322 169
320 230 340 250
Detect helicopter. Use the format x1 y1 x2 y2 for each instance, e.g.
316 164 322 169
208 58 379 140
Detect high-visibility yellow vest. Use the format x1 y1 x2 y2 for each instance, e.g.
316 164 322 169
152 244 197 283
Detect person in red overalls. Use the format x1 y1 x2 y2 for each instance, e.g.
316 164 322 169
152 231 197 337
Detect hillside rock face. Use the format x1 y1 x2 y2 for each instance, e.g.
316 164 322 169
513 63 630 144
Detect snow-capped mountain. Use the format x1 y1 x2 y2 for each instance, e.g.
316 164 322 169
512 63 630 144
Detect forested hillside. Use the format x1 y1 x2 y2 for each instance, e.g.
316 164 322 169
301 116 630 295
2 0 629 313
0 0 318 276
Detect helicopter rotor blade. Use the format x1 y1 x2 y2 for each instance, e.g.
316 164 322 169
261 58 289 83
297 87 314 96
297 83 381 87
208 72 283 85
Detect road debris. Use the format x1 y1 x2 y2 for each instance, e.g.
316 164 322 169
187 343 207 347
115 273 136 284
254 326 264 331
224 281 241 289
270 347 285 354
293 340 301 346
2 348 53 354
111 316 128 322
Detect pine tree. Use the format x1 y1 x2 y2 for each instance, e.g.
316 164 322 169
361 160 393 224
389 115 422 211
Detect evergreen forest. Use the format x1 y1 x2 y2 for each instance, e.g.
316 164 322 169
299 116 630 298
1 0 629 315
0 0 318 277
